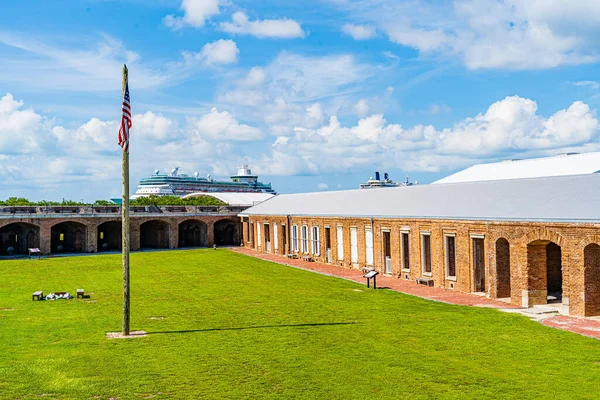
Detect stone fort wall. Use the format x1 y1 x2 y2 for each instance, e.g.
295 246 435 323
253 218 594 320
0 214 241 254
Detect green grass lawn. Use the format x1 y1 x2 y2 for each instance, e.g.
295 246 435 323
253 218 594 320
1 249 599 399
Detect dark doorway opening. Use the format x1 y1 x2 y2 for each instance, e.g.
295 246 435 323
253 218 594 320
324 227 331 263
179 220 207 248
0 223 40 255
546 242 562 302
473 238 485 292
495 238 511 298
98 221 121 252
526 240 563 305
140 220 170 249
282 224 287 254
214 219 238 246
383 231 391 273
51 222 87 253
584 243 600 316
264 224 271 252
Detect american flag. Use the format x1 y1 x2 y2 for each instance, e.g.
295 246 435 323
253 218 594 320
118 80 132 153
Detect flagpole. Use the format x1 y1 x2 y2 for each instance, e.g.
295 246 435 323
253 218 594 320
121 64 131 336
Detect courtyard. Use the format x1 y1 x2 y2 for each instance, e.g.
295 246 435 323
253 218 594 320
1 249 599 399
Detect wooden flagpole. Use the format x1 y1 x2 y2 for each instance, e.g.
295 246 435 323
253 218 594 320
121 65 131 336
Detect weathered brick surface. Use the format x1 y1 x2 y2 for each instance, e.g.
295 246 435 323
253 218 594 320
0 215 240 254
245 215 600 317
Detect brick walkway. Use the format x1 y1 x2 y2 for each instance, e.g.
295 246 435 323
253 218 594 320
231 248 600 340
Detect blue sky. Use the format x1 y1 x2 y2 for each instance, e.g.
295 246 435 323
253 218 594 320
1 0 600 201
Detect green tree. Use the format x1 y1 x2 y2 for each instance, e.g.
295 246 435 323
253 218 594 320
130 195 225 206
93 200 113 206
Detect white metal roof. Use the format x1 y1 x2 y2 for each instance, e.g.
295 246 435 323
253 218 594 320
434 152 600 184
183 192 274 206
240 173 600 223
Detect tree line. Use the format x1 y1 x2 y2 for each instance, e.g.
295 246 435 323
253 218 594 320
0 195 225 207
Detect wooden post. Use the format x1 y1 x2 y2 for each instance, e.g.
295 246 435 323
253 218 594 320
121 65 131 336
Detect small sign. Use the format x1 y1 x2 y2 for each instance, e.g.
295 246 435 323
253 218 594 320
364 270 378 279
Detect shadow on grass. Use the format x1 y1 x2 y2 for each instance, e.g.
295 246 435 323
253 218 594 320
147 322 356 335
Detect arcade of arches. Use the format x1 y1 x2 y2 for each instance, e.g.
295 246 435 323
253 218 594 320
0 216 241 256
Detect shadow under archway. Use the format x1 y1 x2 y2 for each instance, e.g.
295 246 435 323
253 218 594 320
179 219 207 248
98 221 121 252
0 222 40 255
495 238 511 299
584 243 600 316
140 220 171 249
526 240 562 305
51 221 87 253
214 219 239 246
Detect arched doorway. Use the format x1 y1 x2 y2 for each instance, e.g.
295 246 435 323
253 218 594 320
495 238 511 299
584 243 600 316
0 222 40 255
51 221 87 253
140 220 170 249
98 221 121 252
179 220 207 248
214 219 239 246
526 240 562 305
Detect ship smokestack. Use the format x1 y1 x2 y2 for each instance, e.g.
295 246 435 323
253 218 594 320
375 171 380 181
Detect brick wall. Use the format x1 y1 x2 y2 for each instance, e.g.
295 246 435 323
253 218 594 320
245 215 600 317
0 215 240 255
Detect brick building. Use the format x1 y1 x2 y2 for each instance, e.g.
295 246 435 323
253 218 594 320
240 173 600 318
0 205 242 256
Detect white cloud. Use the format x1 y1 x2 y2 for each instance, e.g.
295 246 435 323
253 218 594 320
133 112 176 140
189 107 263 141
217 67 268 106
72 118 118 148
428 104 451 115
184 39 239 66
306 103 325 123
263 98 325 136
264 52 375 102
342 24 377 40
385 25 449 52
334 0 600 70
217 90 268 107
0 93 50 154
163 0 222 30
573 81 600 90
354 99 370 117
220 11 305 39
0 93 257 201
0 33 199 92
216 52 377 114
238 67 267 88
258 95 600 175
